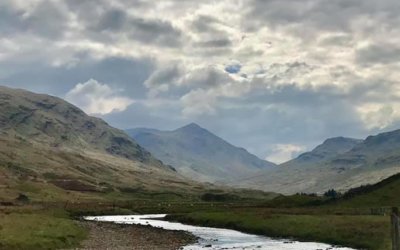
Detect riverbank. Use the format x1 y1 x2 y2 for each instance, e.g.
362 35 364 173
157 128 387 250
73 221 196 250
0 201 392 250
0 205 197 250
167 210 391 250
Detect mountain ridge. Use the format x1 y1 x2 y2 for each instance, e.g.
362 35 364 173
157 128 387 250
282 136 363 167
0 86 203 201
0 86 161 165
126 123 276 183
241 131 400 194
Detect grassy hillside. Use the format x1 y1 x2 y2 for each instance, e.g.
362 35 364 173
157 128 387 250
0 86 161 165
0 133 209 203
0 86 217 203
336 173 400 207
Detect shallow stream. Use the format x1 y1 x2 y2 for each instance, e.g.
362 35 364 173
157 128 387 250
85 214 356 250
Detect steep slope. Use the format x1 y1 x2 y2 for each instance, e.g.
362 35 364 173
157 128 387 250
126 123 276 183
0 86 202 201
241 133 400 194
0 86 159 165
331 129 400 168
282 137 362 167
339 172 400 207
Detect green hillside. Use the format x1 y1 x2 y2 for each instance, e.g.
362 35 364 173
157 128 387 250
338 173 400 207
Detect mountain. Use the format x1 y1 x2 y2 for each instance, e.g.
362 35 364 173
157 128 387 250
282 137 363 167
126 123 276 183
241 133 400 194
0 86 203 201
0 86 162 165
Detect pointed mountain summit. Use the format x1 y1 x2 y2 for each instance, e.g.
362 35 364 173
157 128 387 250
126 123 276 183
177 122 203 132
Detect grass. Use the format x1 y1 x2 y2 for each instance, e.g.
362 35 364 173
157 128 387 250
0 208 87 250
168 210 391 250
0 195 394 250
336 173 400 208
1 172 400 250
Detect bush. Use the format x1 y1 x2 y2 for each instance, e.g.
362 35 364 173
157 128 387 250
15 193 30 204
324 189 341 199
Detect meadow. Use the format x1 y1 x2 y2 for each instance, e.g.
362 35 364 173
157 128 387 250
2 174 399 250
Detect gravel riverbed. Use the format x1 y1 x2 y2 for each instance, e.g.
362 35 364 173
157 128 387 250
70 221 197 250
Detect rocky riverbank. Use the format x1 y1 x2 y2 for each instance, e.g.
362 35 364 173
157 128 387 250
71 221 197 250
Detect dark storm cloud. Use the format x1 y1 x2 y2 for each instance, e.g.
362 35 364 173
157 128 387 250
195 38 232 48
0 1 68 38
245 0 400 35
91 8 183 47
0 56 154 97
95 9 127 31
144 65 182 88
128 17 183 47
318 34 353 47
190 15 222 33
356 43 400 65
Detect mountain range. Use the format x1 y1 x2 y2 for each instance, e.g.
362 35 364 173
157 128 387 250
2 85 400 198
127 121 400 194
241 133 400 194
126 124 276 183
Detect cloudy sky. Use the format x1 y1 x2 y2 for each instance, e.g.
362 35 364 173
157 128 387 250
1 0 400 163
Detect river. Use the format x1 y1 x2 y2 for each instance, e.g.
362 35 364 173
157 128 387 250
84 214 356 250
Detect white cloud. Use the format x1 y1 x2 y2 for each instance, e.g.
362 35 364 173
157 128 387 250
65 79 134 115
356 103 399 130
4 0 400 159
180 88 217 117
265 144 306 164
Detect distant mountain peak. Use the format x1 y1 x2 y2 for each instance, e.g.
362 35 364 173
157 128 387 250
182 122 202 129
175 123 207 133
126 124 276 184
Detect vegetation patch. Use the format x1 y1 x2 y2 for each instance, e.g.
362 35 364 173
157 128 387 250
0 209 87 250
200 192 240 202
168 211 391 250
51 179 99 192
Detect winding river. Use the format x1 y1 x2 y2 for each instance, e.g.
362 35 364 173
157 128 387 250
85 214 356 250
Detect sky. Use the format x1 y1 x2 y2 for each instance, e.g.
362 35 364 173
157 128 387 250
1 0 400 164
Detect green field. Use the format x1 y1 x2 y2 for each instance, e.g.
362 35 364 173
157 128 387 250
1 174 400 249
168 209 391 250
0 207 86 250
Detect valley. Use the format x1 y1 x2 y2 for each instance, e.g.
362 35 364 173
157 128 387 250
2 0 400 249
0 86 398 250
